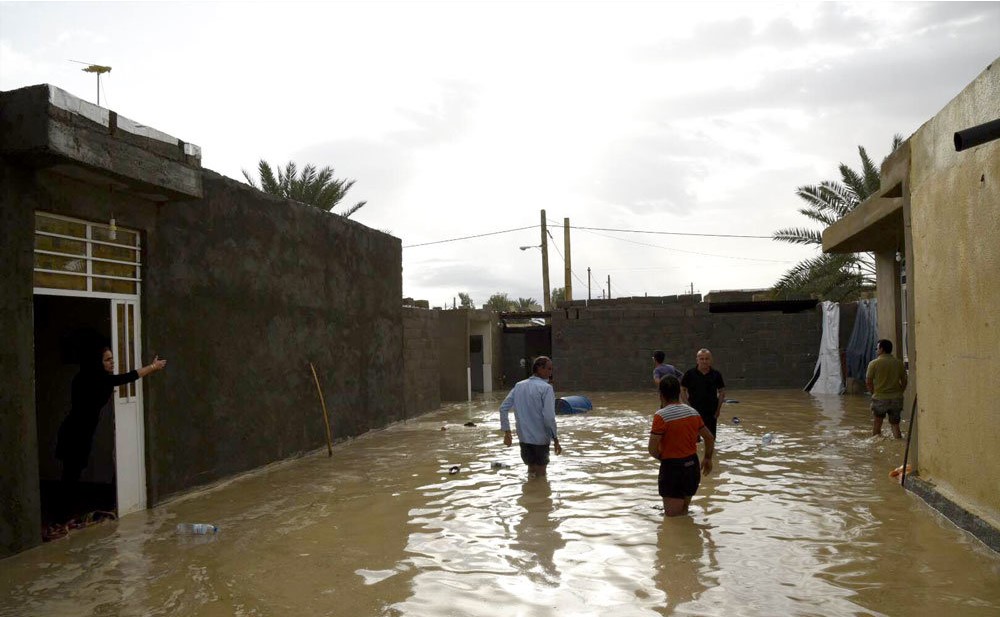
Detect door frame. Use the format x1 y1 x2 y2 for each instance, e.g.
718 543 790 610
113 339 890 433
32 212 147 517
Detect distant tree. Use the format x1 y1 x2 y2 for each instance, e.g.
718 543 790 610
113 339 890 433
550 287 565 307
484 292 515 312
772 135 903 301
515 297 541 311
458 292 475 309
242 160 367 217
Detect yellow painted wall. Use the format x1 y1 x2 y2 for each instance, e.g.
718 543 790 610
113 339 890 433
909 58 1000 528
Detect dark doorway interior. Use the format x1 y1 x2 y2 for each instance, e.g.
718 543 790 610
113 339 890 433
470 335 484 392
34 295 115 528
501 325 552 387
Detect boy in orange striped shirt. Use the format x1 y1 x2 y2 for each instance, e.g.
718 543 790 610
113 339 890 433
648 376 715 516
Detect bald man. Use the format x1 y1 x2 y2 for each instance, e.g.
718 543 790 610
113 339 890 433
681 348 726 437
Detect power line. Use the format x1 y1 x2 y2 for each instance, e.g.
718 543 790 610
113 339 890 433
545 228 588 289
571 225 772 239
402 225 537 248
576 227 795 263
406 220 776 249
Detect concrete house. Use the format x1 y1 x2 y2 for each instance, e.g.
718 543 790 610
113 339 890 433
1 85 404 557
822 58 1000 550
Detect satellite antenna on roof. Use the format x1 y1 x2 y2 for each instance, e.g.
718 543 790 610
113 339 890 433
69 60 112 105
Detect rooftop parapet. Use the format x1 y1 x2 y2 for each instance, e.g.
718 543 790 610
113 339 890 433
1 84 202 200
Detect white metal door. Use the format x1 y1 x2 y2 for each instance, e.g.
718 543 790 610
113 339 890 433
111 299 146 516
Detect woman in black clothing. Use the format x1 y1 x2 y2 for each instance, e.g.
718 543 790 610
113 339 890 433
54 346 166 521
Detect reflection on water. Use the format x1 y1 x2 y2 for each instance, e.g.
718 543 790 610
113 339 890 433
2 391 999 616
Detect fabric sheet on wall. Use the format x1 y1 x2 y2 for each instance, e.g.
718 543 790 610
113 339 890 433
806 301 844 394
845 299 878 380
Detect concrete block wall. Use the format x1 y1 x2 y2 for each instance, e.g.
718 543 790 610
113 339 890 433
552 297 821 392
437 310 470 402
143 171 404 502
403 307 441 418
0 164 42 556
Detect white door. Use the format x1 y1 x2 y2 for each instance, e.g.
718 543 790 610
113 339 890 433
111 299 146 516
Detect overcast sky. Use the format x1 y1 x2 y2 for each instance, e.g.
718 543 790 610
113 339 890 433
2 2 998 307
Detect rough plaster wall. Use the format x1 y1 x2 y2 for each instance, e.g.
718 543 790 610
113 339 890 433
910 59 1000 528
552 300 820 392
0 164 42 556
143 172 403 502
403 307 441 418
437 310 469 402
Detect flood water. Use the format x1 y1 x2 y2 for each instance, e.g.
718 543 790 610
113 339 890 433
2 390 999 616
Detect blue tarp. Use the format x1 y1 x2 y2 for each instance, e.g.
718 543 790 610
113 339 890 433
845 299 878 380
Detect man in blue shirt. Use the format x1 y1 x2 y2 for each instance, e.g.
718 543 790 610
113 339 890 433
652 350 683 386
500 356 562 477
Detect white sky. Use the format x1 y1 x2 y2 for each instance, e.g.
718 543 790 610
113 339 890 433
2 1 998 307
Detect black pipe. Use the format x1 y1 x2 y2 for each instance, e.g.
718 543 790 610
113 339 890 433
900 395 917 488
954 118 1000 151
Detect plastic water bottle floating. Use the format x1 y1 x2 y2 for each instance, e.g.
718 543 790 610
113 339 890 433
176 523 219 535
761 433 774 445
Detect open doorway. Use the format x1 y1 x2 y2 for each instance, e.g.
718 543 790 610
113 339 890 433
470 335 484 392
34 295 116 528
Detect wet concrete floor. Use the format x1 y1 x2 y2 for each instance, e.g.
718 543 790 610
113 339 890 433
2 390 999 616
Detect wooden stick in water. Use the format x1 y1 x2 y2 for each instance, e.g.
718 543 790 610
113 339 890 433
310 362 334 457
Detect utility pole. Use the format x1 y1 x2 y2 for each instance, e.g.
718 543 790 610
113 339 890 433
563 217 572 302
587 267 592 303
689 282 694 295
541 209 551 310
607 275 611 300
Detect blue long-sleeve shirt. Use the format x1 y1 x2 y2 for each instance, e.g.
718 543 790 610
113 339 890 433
499 375 557 445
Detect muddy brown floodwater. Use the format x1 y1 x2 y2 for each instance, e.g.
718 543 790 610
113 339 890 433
2 390 999 616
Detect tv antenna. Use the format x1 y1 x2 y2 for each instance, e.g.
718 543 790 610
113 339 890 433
69 60 112 105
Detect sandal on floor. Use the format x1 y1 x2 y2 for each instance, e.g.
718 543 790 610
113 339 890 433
42 524 69 542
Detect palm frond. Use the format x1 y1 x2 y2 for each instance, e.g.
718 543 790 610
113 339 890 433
773 227 823 246
341 201 366 218
243 159 367 216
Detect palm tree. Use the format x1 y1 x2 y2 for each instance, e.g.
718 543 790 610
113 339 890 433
551 287 565 307
772 135 903 301
484 293 515 313
242 160 366 217
515 297 541 311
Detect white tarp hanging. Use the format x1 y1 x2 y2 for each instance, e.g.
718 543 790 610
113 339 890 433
807 300 844 394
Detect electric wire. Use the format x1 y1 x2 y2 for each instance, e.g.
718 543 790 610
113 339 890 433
402 225 538 248
575 226 795 263
405 221 778 249
545 228 589 289
572 225 772 239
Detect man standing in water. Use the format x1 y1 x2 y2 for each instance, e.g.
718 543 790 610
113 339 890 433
652 350 683 386
866 339 907 438
500 356 561 478
681 349 726 437
649 376 715 516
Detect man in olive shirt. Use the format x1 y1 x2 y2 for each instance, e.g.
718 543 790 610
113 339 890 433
866 339 908 438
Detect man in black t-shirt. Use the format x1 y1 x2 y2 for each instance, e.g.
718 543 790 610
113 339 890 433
681 348 726 437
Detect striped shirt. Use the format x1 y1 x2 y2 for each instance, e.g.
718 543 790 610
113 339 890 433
651 403 705 460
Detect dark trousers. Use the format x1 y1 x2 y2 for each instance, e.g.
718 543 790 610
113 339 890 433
56 462 85 522
700 412 718 437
